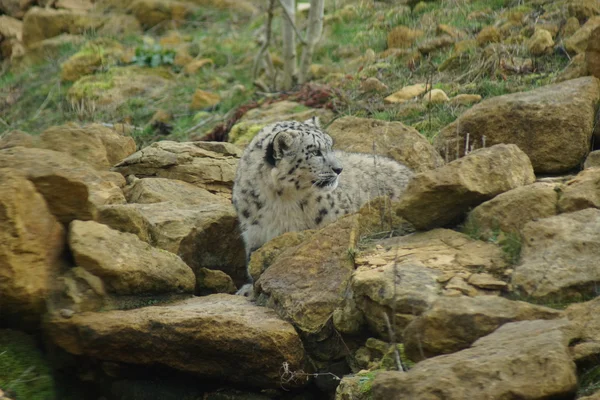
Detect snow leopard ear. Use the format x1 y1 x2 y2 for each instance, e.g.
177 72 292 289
303 116 321 128
266 131 298 165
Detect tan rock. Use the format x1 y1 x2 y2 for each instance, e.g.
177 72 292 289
0 15 22 42
45 295 306 388
0 147 125 223
436 24 464 39
22 7 104 47
476 26 501 46
435 77 600 173
60 39 124 82
196 267 236 295
256 216 358 337
360 77 388 93
422 88 449 104
97 14 142 37
584 150 600 168
449 93 482 106
384 83 430 103
467 272 507 290
387 26 423 49
183 58 213 74
98 201 246 287
0 169 65 326
190 89 220 110
69 220 195 295
454 39 477 54
527 28 554 56
123 177 223 205
55 0 93 11
403 296 562 360
467 182 560 239
326 116 443 172
569 0 600 22
557 52 589 82
418 35 454 54
512 208 600 299
563 16 581 37
112 141 240 198
0 0 22 18
565 296 600 365
587 25 600 79
373 320 577 400
558 168 600 212
565 15 600 54
40 123 136 169
0 130 36 149
56 267 106 312
396 144 535 230
444 276 478 296
186 0 257 14
128 0 193 29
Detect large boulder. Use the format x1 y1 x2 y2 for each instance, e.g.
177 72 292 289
0 170 65 327
22 7 104 47
512 208 600 299
558 168 600 213
68 220 195 295
587 26 600 79
565 16 600 54
0 147 126 224
467 182 560 240
373 319 577 400
403 296 562 361
434 77 600 173
325 116 444 172
128 0 194 29
39 123 136 170
45 295 306 388
112 141 240 199
352 229 508 338
395 144 535 230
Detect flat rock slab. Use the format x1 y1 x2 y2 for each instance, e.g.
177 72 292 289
374 319 577 400
326 116 444 172
45 294 306 388
434 76 600 173
512 208 600 299
69 220 195 295
403 295 562 360
123 177 225 205
0 146 125 223
395 144 535 230
0 169 65 325
112 141 240 199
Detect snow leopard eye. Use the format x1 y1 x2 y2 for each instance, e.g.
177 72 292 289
311 149 323 157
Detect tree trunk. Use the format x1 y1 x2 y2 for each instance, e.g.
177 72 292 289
298 0 324 84
280 0 297 90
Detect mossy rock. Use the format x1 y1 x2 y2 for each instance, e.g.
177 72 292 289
60 38 125 82
228 122 267 148
0 329 56 400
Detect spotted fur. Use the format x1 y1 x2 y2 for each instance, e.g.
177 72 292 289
232 118 414 292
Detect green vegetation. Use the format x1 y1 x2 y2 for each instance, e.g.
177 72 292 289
578 364 600 398
131 44 177 68
0 330 56 400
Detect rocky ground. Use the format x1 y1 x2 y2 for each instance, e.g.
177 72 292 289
1 0 600 399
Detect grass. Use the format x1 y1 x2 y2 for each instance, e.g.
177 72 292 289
578 364 600 398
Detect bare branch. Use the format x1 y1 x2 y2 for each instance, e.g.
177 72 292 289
276 0 307 45
252 0 276 80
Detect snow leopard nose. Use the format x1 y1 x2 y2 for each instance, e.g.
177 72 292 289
332 166 343 175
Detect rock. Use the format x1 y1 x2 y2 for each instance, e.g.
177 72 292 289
0 0 22 18
587 26 600 79
97 14 143 37
584 150 600 168
0 130 36 149
68 220 195 295
448 94 482 106
387 26 422 49
183 58 213 74
123 177 224 205
557 52 589 82
512 208 600 299
67 66 173 110
228 101 334 147
527 28 554 56
22 7 103 47
98 201 245 286
360 77 388 93
384 83 430 104
55 0 93 11
325 116 443 172
13 34 85 67
396 144 535 230
565 296 600 365
39 123 136 170
467 273 507 290
422 88 449 104
467 182 560 240
353 229 507 339
403 296 562 361
0 16 22 44
196 267 236 295
418 35 454 54
56 267 106 313
565 16 600 54
256 215 358 339
60 39 124 82
569 0 600 22
373 319 577 400
190 89 220 110
436 24 464 39
128 0 193 29
0 147 126 224
0 170 65 327
45 295 306 388
434 77 600 173
558 168 600 212
186 0 257 14
112 141 240 198
476 26 501 46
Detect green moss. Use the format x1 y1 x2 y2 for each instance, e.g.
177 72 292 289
67 74 115 100
228 122 266 147
0 330 56 400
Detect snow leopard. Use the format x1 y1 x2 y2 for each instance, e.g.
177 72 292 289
232 117 414 295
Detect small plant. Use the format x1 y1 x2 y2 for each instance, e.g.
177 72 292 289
131 45 176 68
